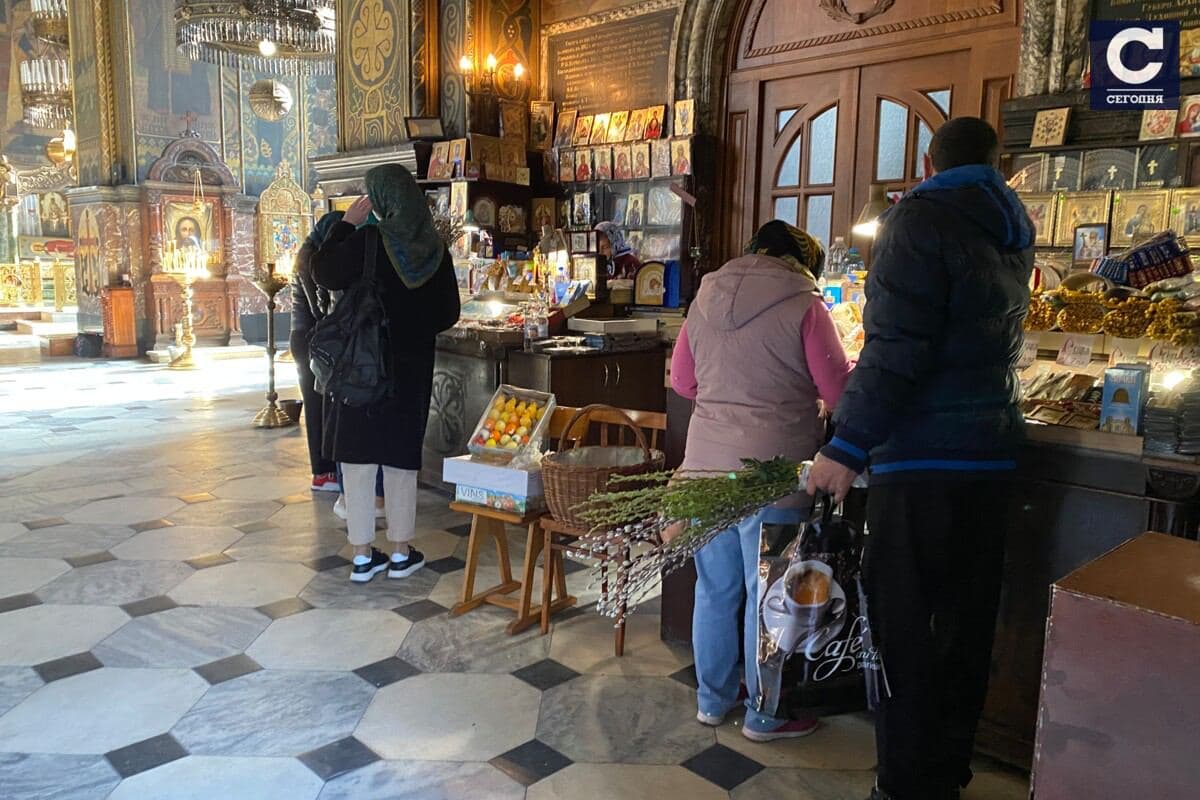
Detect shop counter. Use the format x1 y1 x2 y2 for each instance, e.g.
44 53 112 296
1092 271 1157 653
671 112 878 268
979 423 1200 765
420 327 523 489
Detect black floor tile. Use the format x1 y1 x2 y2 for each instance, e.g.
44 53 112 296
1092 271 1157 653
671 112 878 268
489 739 573 787
304 555 351 572
255 597 313 620
235 520 277 534
185 553 235 570
681 743 765 791
0 594 41 614
668 664 699 690
120 595 179 618
105 733 188 779
353 657 420 688
194 653 262 685
511 658 580 692
34 651 103 683
446 523 471 537
130 518 174 532
23 517 67 530
298 736 380 781
65 551 116 568
426 556 466 574
393 600 448 622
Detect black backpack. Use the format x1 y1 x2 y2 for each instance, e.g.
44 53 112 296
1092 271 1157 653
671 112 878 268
308 228 393 407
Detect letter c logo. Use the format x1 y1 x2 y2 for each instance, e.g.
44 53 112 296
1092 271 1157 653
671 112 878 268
1107 27 1164 84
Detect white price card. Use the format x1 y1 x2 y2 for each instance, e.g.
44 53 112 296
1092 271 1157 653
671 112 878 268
1017 335 1039 369
1056 335 1094 368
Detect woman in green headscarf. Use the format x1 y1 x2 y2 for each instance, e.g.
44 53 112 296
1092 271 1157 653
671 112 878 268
312 164 461 584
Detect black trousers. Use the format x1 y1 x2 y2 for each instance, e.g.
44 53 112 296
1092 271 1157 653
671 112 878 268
289 330 336 476
863 478 1010 799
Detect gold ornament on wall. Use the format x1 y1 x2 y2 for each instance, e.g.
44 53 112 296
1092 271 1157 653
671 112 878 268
248 79 295 122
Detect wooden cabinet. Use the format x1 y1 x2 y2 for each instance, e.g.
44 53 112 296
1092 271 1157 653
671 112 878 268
100 287 138 358
506 349 666 413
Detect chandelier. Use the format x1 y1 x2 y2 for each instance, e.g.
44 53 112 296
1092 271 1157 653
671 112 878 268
20 57 72 130
175 0 335 76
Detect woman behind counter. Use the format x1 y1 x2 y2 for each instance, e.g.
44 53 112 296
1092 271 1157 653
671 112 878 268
312 164 461 583
669 220 853 741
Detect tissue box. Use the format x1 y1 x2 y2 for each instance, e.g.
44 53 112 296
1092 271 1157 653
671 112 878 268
443 455 544 514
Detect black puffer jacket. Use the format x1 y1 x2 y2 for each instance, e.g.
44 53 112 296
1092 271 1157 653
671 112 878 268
820 165 1033 483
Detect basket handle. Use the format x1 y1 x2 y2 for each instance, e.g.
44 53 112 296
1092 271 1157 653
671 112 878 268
560 404 652 463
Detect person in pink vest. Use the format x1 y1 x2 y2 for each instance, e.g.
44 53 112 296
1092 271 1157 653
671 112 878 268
669 220 853 741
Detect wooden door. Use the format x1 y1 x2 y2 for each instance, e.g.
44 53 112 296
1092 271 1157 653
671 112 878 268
756 69 859 249
854 53 967 206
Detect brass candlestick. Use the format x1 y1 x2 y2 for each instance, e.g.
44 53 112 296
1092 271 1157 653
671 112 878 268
166 251 208 370
251 260 295 428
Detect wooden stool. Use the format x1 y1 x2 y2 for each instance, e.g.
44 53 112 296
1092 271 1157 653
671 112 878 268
449 502 575 635
541 515 629 656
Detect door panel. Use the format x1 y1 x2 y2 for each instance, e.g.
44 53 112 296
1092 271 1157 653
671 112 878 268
855 53 968 208
756 68 859 247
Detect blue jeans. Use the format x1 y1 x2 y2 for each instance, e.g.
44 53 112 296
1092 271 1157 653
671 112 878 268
336 463 383 497
693 505 803 731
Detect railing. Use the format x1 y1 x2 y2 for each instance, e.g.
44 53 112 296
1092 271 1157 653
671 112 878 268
0 260 77 310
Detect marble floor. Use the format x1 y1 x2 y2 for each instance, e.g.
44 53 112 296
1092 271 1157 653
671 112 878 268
0 358 1032 799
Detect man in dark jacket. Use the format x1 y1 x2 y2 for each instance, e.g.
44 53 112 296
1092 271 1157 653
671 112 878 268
808 117 1033 800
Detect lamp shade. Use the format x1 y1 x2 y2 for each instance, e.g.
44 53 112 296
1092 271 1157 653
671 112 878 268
852 184 891 238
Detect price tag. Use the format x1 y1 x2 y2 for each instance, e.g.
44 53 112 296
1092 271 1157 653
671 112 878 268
1056 335 1094 368
1108 337 1144 367
1017 335 1039 369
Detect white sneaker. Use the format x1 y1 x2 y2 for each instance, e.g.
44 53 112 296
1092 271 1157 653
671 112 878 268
332 495 385 520
697 710 726 727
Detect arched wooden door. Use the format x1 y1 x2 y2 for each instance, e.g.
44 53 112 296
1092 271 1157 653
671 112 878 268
722 0 1018 263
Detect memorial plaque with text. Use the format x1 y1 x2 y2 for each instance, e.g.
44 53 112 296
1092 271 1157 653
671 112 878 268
547 9 676 115
1094 0 1200 26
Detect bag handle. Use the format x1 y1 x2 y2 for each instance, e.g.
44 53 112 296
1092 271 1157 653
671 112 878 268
362 226 379 286
560 403 652 463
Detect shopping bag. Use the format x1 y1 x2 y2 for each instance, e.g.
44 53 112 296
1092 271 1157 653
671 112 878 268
752 489 886 719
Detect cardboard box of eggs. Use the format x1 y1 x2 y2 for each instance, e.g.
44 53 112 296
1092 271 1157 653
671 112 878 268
468 385 557 460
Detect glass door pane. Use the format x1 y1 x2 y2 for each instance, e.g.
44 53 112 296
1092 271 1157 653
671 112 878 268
773 196 799 226
876 100 908 181
808 106 837 185
805 195 832 247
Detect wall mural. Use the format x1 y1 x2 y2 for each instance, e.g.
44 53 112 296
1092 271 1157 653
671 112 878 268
68 0 105 186
340 0 410 150
439 0 466 138
122 0 336 194
484 0 537 101
0 0 56 166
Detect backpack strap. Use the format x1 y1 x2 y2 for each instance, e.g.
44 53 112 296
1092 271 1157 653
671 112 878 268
362 226 379 286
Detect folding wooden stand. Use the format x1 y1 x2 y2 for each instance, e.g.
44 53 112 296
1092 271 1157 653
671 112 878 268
449 502 576 635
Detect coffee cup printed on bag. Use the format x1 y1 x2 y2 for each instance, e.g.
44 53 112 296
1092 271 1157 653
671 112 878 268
764 560 838 653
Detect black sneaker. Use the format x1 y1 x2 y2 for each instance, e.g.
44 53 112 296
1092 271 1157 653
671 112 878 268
351 548 390 583
388 548 425 578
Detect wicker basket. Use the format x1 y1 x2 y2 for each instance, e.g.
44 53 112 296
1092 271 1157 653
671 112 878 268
542 405 665 529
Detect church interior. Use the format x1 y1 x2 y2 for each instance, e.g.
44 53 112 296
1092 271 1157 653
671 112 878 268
1 1 1198 799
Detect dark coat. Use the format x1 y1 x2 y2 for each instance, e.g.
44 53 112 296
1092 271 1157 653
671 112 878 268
311 221 461 468
820 166 1033 482
290 239 330 332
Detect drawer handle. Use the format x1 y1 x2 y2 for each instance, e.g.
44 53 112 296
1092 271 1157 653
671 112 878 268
603 363 610 386
615 363 622 386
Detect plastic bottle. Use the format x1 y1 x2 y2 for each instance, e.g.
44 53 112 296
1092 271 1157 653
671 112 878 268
827 236 849 277
845 247 864 272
